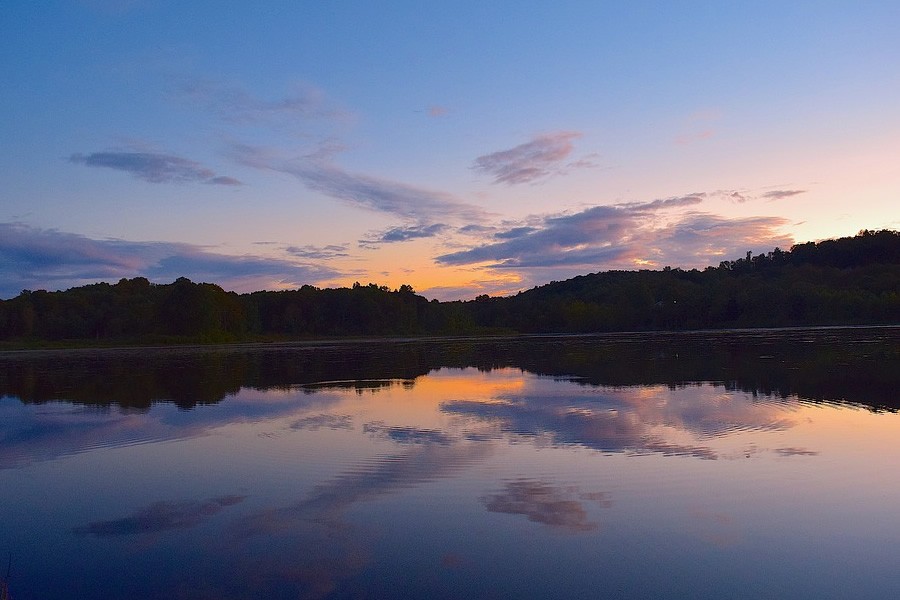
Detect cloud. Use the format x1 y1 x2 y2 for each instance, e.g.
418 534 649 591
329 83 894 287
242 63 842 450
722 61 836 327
428 105 449 117
619 193 706 212
292 161 484 223
207 175 242 186
761 189 805 200
473 132 584 185
436 205 640 269
457 224 497 236
728 190 751 203
72 495 245 537
363 223 449 245
482 480 609 532
495 226 539 239
0 222 341 298
231 143 487 226
436 200 791 275
70 151 242 185
720 189 805 203
285 244 349 259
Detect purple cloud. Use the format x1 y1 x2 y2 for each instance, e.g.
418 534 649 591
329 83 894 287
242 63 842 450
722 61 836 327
473 132 584 185
70 151 242 185
231 143 487 226
0 222 341 298
285 244 350 259
363 223 449 245
436 202 792 275
720 189 805 203
761 189 805 200
619 193 706 212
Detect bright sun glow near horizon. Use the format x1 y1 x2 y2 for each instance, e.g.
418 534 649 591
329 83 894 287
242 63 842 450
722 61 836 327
2 2 898 300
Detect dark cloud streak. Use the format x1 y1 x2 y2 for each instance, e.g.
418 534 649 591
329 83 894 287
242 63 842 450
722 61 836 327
70 151 242 185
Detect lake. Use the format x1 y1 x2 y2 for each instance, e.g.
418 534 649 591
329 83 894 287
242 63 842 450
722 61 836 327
1 327 899 599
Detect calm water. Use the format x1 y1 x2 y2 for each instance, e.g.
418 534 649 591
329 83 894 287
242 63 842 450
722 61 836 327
1 328 899 599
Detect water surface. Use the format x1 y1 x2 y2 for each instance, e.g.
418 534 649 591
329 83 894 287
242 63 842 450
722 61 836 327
1 328 898 599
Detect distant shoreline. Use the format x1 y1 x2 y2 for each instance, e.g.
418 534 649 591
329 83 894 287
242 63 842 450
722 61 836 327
2 323 896 355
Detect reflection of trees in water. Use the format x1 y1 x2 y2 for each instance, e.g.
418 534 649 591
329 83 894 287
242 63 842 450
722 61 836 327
0 327 897 409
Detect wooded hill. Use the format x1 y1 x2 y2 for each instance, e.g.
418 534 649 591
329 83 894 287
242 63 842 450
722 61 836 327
1 229 897 344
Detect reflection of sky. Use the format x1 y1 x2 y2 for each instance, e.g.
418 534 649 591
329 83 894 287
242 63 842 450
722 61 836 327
442 377 798 459
3 369 900 599
0 386 343 470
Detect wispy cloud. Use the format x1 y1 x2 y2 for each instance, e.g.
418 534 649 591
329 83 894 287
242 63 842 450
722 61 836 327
362 223 449 245
761 189 805 200
721 188 806 203
231 143 487 226
473 132 585 185
775 447 819 457
285 244 350 259
0 222 341 298
70 151 242 185
428 105 449 117
618 193 706 212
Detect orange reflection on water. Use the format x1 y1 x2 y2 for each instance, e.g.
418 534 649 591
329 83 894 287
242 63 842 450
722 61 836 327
334 367 528 431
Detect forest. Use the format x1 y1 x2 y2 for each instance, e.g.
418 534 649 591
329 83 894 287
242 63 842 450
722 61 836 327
1 229 897 345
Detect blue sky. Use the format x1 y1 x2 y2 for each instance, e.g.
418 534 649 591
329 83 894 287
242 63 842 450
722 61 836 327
2 1 898 299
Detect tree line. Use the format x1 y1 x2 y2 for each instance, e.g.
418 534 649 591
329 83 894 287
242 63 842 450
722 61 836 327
1 229 897 344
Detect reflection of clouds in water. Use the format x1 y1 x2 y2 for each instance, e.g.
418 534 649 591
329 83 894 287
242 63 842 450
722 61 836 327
234 441 492 536
362 421 454 445
445 397 718 459
72 495 246 537
483 479 611 533
775 446 819 457
0 390 343 470
221 441 492 598
291 413 353 431
443 384 798 459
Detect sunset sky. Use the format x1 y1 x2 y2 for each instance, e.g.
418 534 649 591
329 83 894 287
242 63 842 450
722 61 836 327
2 1 898 300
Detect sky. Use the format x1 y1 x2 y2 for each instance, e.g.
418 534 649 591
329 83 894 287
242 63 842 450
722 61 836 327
2 1 898 300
